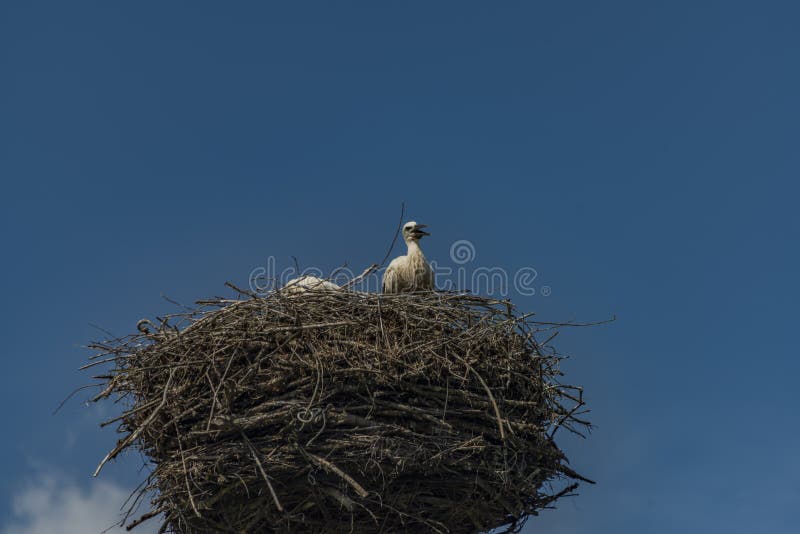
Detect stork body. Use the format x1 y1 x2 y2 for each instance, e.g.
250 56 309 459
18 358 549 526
283 275 340 294
382 221 434 294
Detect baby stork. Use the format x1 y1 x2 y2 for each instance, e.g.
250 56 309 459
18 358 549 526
382 221 434 294
283 275 340 294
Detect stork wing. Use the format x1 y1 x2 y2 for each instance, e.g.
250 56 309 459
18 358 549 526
382 265 398 294
425 266 435 290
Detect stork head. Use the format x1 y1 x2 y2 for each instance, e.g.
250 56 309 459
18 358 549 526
402 221 430 242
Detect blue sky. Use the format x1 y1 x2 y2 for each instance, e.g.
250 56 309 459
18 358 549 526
1 1 798 532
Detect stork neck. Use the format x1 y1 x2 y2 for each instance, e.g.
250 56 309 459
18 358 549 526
406 240 424 257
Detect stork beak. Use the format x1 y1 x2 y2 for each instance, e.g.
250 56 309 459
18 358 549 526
412 224 430 237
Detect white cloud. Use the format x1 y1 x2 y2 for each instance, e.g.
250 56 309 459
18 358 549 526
2 475 158 534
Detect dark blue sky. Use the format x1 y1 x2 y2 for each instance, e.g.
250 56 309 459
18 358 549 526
1 2 798 533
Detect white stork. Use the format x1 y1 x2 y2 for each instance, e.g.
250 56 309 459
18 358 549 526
382 221 434 294
283 275 340 294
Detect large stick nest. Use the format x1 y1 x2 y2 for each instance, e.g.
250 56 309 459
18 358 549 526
88 289 592 533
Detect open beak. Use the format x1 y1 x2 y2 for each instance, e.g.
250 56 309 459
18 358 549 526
412 224 430 237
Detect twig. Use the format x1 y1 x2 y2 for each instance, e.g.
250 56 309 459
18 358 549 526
532 315 616 327
461 358 506 441
125 510 161 531
377 202 405 269
176 424 202 518
93 368 176 477
53 383 104 415
306 451 369 498
341 264 379 289
240 430 283 512
225 281 258 299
